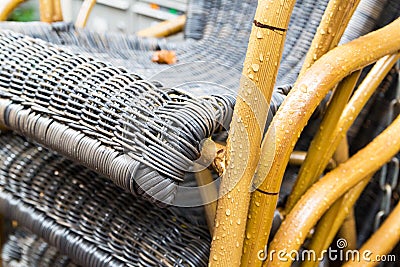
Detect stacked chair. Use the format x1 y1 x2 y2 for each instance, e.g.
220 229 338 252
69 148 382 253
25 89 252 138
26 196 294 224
0 0 399 266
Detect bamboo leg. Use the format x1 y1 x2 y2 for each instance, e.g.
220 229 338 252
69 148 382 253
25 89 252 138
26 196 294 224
209 1 297 266
267 114 400 266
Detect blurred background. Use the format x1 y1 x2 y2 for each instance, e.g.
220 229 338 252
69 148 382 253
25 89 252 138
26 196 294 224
5 0 187 39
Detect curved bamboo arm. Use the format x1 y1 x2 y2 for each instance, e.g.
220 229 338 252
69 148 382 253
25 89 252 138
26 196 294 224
267 114 400 267
243 18 400 267
39 0 63 22
0 0 25 21
75 0 96 28
137 15 186 38
209 0 297 265
343 202 400 267
285 70 360 212
300 54 400 267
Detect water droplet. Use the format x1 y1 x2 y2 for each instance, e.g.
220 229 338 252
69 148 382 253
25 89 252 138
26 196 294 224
257 30 263 39
213 255 218 261
259 54 264 62
237 219 241 225
320 28 326 35
255 201 260 207
246 233 251 239
300 84 308 93
248 73 254 80
226 209 231 216
252 63 260 72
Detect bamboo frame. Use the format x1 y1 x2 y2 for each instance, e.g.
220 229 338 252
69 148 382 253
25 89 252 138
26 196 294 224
137 15 186 38
209 0 297 265
267 113 400 266
243 18 400 267
289 151 337 170
0 0 25 21
300 53 400 267
343 202 400 267
285 70 361 212
75 0 96 28
301 178 369 267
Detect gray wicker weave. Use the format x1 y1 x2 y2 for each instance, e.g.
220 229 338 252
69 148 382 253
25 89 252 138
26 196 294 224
0 132 211 266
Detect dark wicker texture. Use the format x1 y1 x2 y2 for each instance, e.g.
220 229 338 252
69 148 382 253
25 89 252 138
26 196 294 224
0 133 211 267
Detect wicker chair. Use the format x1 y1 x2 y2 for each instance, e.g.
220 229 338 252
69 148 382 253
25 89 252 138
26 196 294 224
0 0 399 266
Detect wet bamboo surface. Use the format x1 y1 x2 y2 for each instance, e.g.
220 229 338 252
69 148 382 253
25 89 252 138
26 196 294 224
285 70 361 212
209 0 296 266
39 0 63 23
75 0 96 28
343 202 400 267
298 0 361 77
137 15 186 38
243 17 400 267
268 113 400 266
244 1 361 265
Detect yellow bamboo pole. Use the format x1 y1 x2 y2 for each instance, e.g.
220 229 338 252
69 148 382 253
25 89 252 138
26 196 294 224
339 208 358 251
299 54 400 267
298 0 361 77
301 178 369 267
267 114 400 267
343 202 400 267
209 0 297 265
0 0 25 21
289 151 337 170
75 0 96 28
195 169 217 234
243 18 400 267
285 70 361 212
39 0 54 22
137 15 186 38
